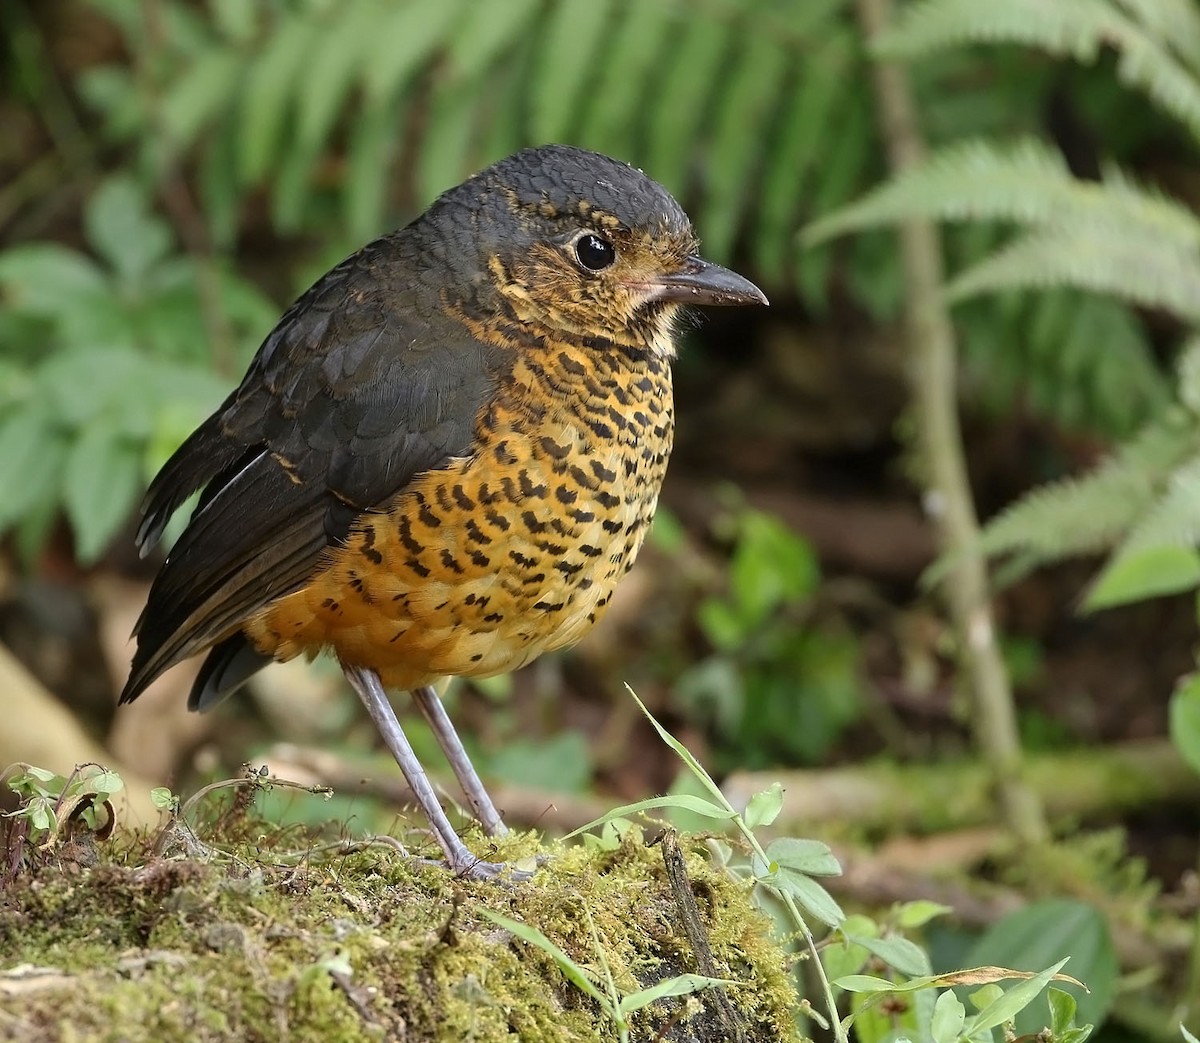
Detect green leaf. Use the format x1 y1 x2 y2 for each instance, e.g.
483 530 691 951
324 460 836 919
563 794 736 840
85 177 173 283
1084 544 1200 610
0 244 109 315
930 989 966 1043
1169 673 1200 775
62 428 143 564
845 933 931 979
625 685 727 806
297 0 379 151
238 11 319 184
700 33 790 262
488 731 591 793
414 76 478 209
479 910 604 1003
762 868 844 927
764 837 841 877
446 0 540 75
529 0 616 143
87 770 124 798
0 407 64 531
965 959 1068 1034
344 100 399 242
743 783 783 829
895 900 953 930
965 900 1114 1032
150 787 177 810
159 45 242 153
645 15 727 198
618 973 738 1016
364 0 463 107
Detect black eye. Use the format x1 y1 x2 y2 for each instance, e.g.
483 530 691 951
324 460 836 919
575 233 616 272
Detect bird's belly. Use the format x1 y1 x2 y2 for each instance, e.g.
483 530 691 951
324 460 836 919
245 385 672 690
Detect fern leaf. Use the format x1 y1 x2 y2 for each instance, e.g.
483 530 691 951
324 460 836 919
872 0 1118 62
873 0 1200 142
978 415 1200 563
1113 0 1200 73
944 226 1200 324
645 16 730 199
296 0 380 152
363 1 464 108
446 0 541 78
754 32 853 281
529 0 618 144
344 100 398 242
804 138 1200 251
1177 333 1200 415
577 3 679 160
237 12 319 184
1119 455 1200 553
700 33 791 262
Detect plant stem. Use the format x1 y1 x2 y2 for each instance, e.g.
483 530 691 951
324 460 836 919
853 0 1048 846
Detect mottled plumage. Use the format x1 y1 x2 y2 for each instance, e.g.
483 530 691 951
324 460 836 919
123 144 766 878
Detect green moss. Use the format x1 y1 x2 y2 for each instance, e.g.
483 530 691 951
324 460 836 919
0 827 796 1042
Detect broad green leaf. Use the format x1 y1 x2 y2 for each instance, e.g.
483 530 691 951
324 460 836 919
1085 544 1200 610
896 900 954 929
965 900 1113 1032
62 429 143 564
743 782 783 829
0 408 63 530
764 868 844 927
87 770 124 797
764 837 841 877
150 787 177 810
618 973 738 1015
930 989 966 1043
845 933 931 979
1170 672 1200 774
0 244 109 314
85 177 173 283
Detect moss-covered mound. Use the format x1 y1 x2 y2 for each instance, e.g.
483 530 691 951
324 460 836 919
0 827 796 1042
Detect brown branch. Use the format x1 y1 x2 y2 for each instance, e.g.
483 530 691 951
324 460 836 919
854 0 1048 845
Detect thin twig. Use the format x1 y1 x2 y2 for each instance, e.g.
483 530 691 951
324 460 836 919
853 0 1048 846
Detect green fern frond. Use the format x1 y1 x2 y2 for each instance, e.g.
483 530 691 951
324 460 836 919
978 415 1200 563
1176 334 1200 415
1118 456 1200 554
944 226 1200 324
1113 0 1200 73
804 138 1200 251
874 0 1200 141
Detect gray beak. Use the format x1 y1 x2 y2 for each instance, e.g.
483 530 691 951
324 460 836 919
649 255 768 307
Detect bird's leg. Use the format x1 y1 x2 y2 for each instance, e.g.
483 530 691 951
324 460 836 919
410 684 508 838
342 664 525 881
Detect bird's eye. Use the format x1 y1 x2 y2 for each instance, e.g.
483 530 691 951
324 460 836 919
574 233 616 272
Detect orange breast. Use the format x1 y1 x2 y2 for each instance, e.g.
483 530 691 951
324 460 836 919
243 344 673 691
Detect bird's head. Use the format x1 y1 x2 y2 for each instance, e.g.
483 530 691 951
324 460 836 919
427 144 767 358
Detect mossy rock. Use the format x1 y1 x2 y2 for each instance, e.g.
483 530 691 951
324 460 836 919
0 825 796 1042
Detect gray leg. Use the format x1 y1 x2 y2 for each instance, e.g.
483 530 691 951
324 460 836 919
342 664 524 881
410 684 508 838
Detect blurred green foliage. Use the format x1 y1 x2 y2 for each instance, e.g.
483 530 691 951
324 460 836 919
677 508 864 769
1 0 1190 569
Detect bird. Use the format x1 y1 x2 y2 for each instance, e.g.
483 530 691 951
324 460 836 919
120 144 767 879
